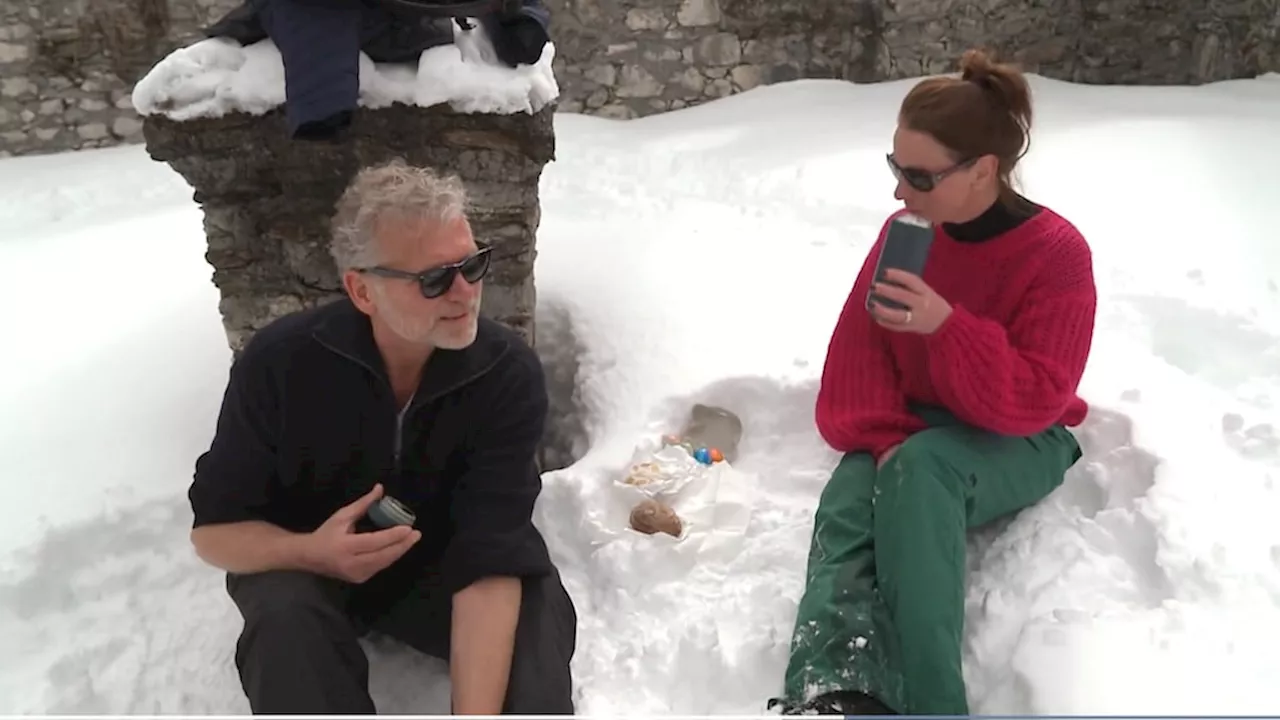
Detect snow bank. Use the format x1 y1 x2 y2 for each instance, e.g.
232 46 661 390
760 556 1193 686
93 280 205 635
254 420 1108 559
130 23 558 121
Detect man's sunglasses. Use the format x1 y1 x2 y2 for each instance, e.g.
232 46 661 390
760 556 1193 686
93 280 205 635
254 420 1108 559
886 153 976 193
355 244 493 299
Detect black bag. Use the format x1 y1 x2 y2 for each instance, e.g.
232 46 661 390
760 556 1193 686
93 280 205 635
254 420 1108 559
379 0 522 19
206 0 528 52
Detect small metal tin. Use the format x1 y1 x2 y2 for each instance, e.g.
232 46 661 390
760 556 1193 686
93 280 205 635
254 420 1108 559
367 495 416 529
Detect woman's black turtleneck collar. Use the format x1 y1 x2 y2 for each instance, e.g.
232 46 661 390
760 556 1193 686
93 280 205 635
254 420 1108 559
942 193 1043 243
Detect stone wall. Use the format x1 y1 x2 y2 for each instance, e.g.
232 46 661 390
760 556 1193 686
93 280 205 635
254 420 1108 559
3 0 1278 155
546 0 1280 118
141 104 555 354
0 0 236 157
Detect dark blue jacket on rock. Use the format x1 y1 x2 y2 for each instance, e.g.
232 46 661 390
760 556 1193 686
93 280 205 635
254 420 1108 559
204 0 551 139
188 298 553 613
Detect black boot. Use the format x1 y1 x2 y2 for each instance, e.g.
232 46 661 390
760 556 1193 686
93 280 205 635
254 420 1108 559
773 690 896 716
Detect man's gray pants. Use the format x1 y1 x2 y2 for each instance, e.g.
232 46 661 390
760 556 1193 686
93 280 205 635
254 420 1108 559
225 568 578 714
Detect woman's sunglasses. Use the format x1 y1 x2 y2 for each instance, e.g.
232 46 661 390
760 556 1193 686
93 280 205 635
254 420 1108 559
886 154 976 193
355 244 493 299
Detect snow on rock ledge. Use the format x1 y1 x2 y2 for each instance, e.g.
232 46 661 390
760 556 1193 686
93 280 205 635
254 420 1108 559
135 33 558 357
130 29 559 120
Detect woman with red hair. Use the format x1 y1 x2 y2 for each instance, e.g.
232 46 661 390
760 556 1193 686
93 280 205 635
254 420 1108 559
774 48 1097 716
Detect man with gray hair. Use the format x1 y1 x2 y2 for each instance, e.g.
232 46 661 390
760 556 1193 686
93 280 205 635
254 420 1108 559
186 158 576 714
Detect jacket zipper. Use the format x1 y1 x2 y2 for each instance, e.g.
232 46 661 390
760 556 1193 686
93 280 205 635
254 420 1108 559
394 390 416 470
315 338 500 474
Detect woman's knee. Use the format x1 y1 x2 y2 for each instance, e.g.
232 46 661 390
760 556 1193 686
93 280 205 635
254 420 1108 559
874 430 971 505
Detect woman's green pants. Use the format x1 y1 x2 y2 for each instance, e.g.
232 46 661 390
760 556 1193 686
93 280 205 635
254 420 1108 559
780 406 1082 714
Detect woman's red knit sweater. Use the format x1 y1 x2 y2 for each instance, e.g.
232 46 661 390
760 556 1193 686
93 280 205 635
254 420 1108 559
815 206 1097 457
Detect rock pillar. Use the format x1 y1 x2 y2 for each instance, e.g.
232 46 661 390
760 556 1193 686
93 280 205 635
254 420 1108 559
140 94 555 353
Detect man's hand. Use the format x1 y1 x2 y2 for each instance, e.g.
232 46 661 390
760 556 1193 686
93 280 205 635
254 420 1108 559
303 484 421 584
868 268 953 335
877 443 902 470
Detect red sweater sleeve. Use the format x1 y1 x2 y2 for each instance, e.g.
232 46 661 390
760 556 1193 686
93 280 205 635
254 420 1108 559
924 228 1097 436
816 226 928 456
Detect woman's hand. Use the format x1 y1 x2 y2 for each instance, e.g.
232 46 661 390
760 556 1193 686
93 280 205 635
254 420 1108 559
868 269 953 335
876 443 901 469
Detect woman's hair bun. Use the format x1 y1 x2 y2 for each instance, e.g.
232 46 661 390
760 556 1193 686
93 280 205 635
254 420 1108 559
959 48 998 85
956 47 1032 130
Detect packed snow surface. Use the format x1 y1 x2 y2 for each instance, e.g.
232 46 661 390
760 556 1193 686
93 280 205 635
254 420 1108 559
130 24 558 120
2 72 1280 714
